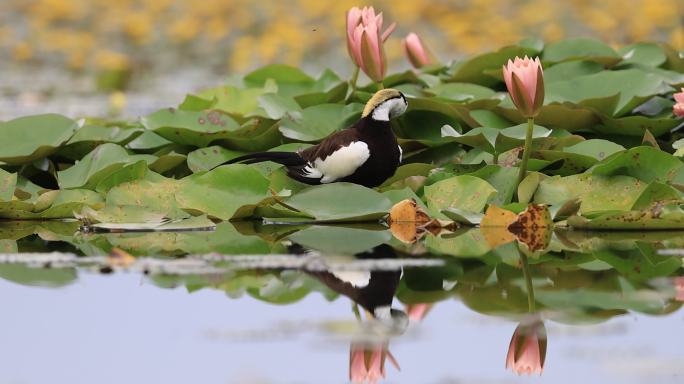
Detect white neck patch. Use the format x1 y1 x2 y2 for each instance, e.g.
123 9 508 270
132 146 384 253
372 98 407 121
330 270 371 288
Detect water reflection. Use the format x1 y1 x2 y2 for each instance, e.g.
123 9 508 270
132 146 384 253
506 314 547 375
0 220 683 383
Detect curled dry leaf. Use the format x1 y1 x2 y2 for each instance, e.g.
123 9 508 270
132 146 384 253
480 204 553 252
480 205 518 249
387 198 431 224
388 199 454 244
508 204 553 252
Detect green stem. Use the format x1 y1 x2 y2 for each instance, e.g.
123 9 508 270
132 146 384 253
347 66 360 101
377 81 384 90
352 303 362 321
516 117 534 191
493 152 499 165
520 252 536 312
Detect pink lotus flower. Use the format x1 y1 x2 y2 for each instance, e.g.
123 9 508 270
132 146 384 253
349 343 400 383
346 6 396 83
403 32 436 69
674 88 684 117
503 56 545 118
674 276 684 302
506 318 547 375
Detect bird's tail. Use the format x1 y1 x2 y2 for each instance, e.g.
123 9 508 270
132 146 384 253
211 151 307 170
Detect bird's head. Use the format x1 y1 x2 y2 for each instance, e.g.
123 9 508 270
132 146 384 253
362 88 408 122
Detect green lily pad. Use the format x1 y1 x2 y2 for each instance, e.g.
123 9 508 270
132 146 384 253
186 146 245 173
468 165 519 205
285 183 392 222
424 175 496 216
542 38 620 65
618 43 667 68
141 109 241 147
244 64 315 97
279 103 362 142
544 69 672 116
534 174 648 215
590 146 683 183
0 114 78 165
427 82 498 101
543 61 604 83
449 45 539 86
176 164 272 220
0 169 17 202
57 143 156 189
60 124 143 160
257 93 302 119
197 81 277 117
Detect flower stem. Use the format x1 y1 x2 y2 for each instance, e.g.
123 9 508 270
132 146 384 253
520 251 536 313
516 117 534 190
347 66 360 102
377 81 384 90
352 303 362 321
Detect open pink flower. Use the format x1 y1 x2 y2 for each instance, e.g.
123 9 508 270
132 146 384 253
506 318 547 375
503 56 545 118
349 343 400 383
346 6 396 82
403 32 436 69
674 88 684 117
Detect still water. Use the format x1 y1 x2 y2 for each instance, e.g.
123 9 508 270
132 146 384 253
0 220 682 384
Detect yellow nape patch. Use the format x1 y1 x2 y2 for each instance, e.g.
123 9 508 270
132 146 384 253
362 88 403 117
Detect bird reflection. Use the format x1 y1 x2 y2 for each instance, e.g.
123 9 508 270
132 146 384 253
291 243 409 333
289 243 406 383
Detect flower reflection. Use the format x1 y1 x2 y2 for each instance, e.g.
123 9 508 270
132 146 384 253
505 316 547 375
674 276 684 301
349 342 400 384
405 303 433 322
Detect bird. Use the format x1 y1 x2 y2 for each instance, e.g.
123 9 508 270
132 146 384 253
218 88 408 188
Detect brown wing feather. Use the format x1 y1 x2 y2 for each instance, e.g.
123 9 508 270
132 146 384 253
298 126 361 162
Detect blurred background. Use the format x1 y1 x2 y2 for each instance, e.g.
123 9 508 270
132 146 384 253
0 0 682 119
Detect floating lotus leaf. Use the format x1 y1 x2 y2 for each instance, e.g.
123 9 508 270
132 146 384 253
618 43 667 68
279 103 363 142
140 109 241 147
57 143 156 189
0 114 78 165
424 175 497 217
542 37 621 66
589 146 683 183
285 183 392 222
449 45 539 86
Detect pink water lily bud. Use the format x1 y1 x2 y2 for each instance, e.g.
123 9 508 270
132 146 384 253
506 318 547 375
503 56 545 118
345 6 396 82
674 88 684 117
403 33 436 69
349 343 400 383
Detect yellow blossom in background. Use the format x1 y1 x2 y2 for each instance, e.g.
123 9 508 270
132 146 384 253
95 50 130 71
0 0 680 76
